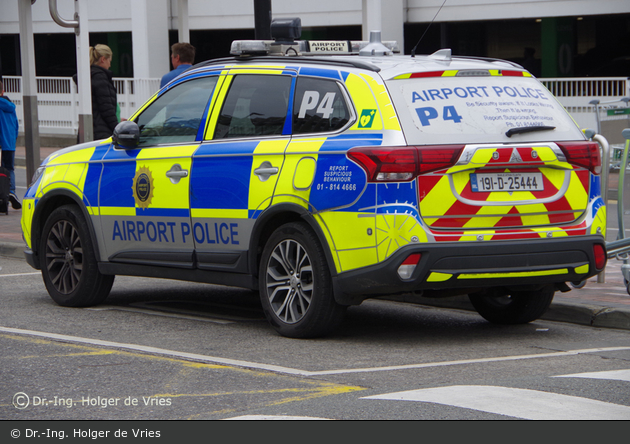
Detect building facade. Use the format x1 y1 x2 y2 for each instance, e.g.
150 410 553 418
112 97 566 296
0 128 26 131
0 0 629 80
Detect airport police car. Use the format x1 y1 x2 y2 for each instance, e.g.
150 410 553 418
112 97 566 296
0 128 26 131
21 20 607 338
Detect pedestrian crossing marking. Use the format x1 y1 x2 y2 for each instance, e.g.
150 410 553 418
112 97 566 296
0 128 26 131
362 385 630 420
554 369 630 382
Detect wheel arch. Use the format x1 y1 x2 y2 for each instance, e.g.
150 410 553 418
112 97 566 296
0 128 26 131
249 203 337 280
30 190 102 266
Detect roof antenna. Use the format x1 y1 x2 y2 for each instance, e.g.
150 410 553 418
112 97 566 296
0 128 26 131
411 0 448 58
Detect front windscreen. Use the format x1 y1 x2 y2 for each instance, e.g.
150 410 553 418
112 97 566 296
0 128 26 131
386 75 584 145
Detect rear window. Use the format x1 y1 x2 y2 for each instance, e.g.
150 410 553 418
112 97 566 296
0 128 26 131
386 75 584 145
293 77 350 134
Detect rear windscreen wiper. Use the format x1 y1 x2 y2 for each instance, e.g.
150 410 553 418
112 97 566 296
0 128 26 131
505 125 556 138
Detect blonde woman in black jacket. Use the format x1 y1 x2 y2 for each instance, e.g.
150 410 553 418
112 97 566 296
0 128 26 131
90 44 119 139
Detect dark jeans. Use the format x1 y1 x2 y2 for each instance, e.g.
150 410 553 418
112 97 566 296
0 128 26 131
1 149 16 195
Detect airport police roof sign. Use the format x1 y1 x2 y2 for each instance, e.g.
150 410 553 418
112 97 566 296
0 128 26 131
307 41 351 54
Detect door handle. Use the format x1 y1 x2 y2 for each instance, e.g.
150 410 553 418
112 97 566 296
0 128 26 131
254 161 279 182
166 164 189 184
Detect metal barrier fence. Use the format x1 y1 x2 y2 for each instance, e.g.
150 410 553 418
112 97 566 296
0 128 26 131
2 75 160 135
2 75 629 137
540 77 630 131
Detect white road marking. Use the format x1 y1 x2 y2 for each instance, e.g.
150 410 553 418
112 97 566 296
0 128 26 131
554 369 630 382
0 272 41 278
0 326 306 375
1 326 630 377
362 385 630 420
307 347 630 376
224 415 330 420
86 306 236 325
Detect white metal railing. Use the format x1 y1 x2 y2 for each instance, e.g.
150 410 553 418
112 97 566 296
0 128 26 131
540 77 630 131
3 75 160 136
3 75 629 137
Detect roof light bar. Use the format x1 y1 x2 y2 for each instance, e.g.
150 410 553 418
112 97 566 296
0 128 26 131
230 39 399 57
232 17 398 57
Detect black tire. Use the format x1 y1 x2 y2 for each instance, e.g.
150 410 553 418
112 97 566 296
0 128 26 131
468 285 555 325
259 222 346 338
39 204 114 307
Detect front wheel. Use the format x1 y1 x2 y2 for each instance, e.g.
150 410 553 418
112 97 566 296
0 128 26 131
259 222 346 338
40 205 114 307
469 286 555 324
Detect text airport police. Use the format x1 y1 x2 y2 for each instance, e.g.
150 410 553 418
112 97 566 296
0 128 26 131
112 220 240 245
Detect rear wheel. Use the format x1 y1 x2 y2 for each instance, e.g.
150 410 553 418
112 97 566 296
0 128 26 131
40 205 114 307
259 222 346 338
468 286 555 324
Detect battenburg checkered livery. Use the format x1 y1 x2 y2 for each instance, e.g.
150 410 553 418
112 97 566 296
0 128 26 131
21 22 607 338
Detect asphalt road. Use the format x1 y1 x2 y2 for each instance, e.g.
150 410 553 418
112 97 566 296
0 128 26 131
3 162 630 426
1 256 630 421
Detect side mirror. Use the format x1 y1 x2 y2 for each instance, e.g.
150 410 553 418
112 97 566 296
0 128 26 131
112 121 140 149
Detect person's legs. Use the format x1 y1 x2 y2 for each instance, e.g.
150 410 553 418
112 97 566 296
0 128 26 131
1 150 21 209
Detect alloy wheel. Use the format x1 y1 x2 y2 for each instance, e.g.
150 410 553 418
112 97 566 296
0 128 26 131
45 220 83 295
265 239 314 324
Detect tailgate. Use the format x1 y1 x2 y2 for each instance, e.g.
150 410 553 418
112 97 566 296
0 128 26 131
418 144 590 230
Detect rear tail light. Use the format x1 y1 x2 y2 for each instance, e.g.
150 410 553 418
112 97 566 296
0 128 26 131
348 145 464 182
593 244 606 270
417 145 465 174
347 147 417 182
397 253 422 279
557 141 601 175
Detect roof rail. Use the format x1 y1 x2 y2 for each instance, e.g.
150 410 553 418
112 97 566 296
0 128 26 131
192 56 382 72
452 55 525 69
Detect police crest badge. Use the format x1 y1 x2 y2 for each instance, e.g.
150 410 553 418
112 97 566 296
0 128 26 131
132 166 154 209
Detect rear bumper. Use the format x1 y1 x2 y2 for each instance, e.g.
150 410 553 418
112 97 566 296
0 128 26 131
332 235 606 305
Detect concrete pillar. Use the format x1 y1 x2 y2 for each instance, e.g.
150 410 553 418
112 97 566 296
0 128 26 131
362 0 404 52
131 0 169 79
362 0 382 40
177 0 190 43
18 0 40 181
75 0 93 143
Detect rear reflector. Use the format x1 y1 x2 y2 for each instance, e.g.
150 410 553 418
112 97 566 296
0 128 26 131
557 141 601 175
593 244 606 270
398 253 422 280
348 145 464 182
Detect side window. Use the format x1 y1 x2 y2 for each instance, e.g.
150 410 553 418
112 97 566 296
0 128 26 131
135 76 218 147
214 74 291 139
293 77 350 134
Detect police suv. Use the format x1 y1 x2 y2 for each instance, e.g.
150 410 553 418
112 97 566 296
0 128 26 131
21 22 607 338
